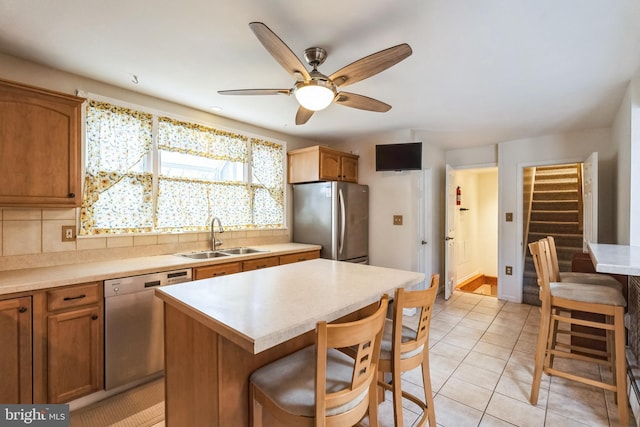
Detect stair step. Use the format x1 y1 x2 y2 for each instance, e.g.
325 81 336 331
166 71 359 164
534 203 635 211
527 232 583 248
531 200 579 211
529 221 581 234
534 182 579 192
534 172 578 181
533 190 578 201
530 210 579 222
536 164 579 173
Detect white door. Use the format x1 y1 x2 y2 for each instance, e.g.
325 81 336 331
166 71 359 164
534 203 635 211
444 165 456 300
583 152 598 251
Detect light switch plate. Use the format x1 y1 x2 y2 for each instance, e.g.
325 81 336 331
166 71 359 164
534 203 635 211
393 215 403 225
506 212 513 222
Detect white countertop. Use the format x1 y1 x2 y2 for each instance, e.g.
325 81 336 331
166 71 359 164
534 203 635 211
588 243 640 275
0 243 320 295
155 258 425 354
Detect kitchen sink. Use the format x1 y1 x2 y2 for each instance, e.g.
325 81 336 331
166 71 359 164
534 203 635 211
178 251 231 259
218 247 269 255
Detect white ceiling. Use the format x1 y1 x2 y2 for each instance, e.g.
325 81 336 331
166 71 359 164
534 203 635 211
1 0 639 149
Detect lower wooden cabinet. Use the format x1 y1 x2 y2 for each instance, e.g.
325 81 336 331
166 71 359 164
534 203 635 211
279 250 320 265
47 304 102 403
242 256 280 271
194 262 243 280
0 296 32 403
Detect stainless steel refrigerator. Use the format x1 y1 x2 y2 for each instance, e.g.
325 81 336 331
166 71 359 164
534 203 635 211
292 181 369 263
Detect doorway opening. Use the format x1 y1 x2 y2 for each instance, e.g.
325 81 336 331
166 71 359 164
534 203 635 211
521 162 587 305
448 167 499 298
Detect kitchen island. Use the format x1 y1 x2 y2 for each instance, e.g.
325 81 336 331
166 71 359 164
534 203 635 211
155 258 425 426
588 243 640 425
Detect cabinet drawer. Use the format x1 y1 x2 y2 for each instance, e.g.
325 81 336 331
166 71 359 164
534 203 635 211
47 283 101 312
279 250 321 265
194 262 243 280
243 256 280 272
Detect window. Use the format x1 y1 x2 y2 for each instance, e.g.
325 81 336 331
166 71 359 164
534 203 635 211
80 100 285 235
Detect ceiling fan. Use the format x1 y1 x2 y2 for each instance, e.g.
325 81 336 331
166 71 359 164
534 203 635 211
218 22 412 125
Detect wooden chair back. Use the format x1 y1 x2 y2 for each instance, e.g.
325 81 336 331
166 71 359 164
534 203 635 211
391 274 439 369
545 236 562 281
315 295 389 425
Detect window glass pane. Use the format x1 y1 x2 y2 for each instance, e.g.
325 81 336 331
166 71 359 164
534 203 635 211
160 150 243 181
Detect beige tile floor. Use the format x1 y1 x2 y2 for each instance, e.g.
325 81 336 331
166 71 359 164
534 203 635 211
148 289 635 427
362 289 637 427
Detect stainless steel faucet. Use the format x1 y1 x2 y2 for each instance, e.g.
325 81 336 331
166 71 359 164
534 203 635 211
210 216 224 250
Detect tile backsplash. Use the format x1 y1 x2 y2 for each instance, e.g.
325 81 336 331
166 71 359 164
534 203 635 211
0 208 290 271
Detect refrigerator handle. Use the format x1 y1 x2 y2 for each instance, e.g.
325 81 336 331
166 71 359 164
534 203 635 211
338 188 346 255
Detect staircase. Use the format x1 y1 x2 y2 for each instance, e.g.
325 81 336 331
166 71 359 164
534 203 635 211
522 164 584 306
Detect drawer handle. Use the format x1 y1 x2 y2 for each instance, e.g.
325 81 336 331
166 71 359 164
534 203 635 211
214 272 226 277
256 265 267 269
63 294 86 301
91 315 98 320
18 306 28 313
68 192 76 198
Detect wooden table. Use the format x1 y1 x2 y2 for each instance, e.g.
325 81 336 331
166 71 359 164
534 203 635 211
155 258 425 426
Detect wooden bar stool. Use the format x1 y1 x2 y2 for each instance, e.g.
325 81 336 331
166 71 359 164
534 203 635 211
528 239 629 425
249 295 389 427
377 275 439 427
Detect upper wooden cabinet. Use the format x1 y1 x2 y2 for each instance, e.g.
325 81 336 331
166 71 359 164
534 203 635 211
288 145 359 184
0 79 85 207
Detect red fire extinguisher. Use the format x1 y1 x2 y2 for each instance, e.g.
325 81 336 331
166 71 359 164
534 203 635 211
456 186 461 206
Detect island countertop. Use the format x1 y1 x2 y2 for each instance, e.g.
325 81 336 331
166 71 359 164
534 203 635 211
588 243 640 276
155 258 425 354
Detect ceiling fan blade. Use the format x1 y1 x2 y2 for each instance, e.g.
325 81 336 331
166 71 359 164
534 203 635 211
335 92 391 112
249 22 311 81
218 89 291 96
329 43 412 88
295 106 314 125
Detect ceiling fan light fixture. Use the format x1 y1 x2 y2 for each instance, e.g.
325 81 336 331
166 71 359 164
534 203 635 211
294 80 336 111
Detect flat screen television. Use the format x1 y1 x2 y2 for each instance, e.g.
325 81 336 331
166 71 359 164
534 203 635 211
375 142 422 171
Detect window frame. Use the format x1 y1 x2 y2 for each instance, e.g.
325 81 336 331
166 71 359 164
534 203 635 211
78 92 287 236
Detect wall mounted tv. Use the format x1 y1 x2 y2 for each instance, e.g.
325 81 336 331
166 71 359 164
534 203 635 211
375 142 422 171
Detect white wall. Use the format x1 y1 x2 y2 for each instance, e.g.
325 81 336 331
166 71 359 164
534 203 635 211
498 128 616 302
333 135 445 284
478 171 499 276
613 84 632 244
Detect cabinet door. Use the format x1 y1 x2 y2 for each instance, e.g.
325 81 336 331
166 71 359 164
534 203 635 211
47 306 102 403
279 250 321 265
340 156 359 182
318 150 341 181
0 297 32 403
0 79 83 207
194 262 243 280
242 256 280 271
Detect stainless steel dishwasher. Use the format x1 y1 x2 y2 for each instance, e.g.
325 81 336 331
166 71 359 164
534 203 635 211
104 268 192 390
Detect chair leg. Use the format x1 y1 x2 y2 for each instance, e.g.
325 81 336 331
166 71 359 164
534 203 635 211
547 308 560 369
392 361 404 427
250 385 262 427
531 305 551 404
367 378 379 427
421 352 436 427
614 308 629 426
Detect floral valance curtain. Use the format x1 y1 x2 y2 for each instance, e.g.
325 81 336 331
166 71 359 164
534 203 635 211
157 117 248 162
80 101 153 235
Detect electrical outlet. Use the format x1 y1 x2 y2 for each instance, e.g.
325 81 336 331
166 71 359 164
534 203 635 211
62 226 76 242
506 212 513 222
393 215 403 225
505 265 513 275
